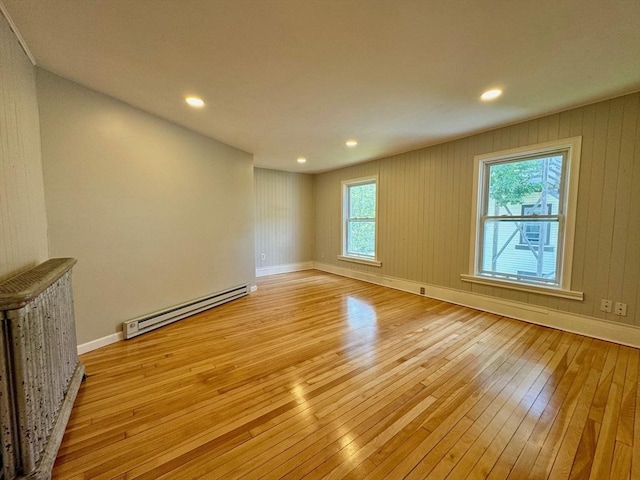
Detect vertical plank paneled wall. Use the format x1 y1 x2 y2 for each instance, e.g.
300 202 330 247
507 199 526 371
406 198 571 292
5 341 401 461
254 168 314 271
0 259 84 480
314 93 640 329
0 12 49 284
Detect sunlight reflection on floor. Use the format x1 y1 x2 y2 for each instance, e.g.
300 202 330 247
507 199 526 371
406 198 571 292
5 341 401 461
344 296 379 354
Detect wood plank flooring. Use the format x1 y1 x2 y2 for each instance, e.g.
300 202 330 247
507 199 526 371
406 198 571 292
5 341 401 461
53 271 639 479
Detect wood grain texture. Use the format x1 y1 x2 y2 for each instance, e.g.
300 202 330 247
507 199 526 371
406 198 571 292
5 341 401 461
52 271 638 479
313 93 640 327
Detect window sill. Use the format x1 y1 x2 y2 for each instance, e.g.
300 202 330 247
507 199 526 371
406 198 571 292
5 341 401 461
460 274 583 301
337 255 382 267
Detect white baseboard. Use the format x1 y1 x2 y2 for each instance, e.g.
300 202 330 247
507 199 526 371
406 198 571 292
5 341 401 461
313 262 640 349
78 285 258 354
77 264 638 354
77 332 123 355
256 261 314 277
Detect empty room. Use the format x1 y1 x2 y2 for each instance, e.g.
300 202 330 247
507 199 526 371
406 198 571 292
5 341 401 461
1 1 639 479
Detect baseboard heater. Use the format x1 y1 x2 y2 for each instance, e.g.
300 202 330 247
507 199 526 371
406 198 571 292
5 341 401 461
123 284 249 339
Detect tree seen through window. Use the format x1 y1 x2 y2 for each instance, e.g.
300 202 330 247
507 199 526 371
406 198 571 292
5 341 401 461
346 181 376 258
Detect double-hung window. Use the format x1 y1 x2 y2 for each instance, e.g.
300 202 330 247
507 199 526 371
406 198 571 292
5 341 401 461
462 137 583 300
519 203 553 247
339 176 381 266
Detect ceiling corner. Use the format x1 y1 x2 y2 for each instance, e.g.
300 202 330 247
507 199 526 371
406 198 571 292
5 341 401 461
0 0 36 65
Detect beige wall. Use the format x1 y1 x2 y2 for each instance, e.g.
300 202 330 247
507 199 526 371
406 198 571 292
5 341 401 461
0 13 48 282
254 168 313 269
4 1 637 345
36 69 256 344
314 93 640 327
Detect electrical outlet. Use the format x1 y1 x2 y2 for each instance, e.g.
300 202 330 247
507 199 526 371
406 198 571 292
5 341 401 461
600 299 612 313
420 287 425 295
614 302 627 316
261 253 266 260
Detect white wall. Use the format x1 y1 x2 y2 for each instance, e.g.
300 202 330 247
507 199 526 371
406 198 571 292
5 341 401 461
0 12 48 281
36 69 256 344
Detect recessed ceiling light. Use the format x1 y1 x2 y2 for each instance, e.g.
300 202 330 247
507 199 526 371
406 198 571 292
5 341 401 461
346 140 358 147
297 157 307 164
480 89 502 101
185 96 205 108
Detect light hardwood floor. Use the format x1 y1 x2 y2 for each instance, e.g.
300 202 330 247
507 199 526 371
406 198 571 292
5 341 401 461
54 271 639 479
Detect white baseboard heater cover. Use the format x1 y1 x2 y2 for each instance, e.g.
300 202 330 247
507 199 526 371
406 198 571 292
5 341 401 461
123 284 248 339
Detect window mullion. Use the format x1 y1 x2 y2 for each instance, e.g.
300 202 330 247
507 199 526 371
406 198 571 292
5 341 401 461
483 214 560 221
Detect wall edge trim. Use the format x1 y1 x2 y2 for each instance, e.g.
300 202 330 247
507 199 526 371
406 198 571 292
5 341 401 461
77 332 123 355
0 1 37 65
256 261 314 277
313 262 640 349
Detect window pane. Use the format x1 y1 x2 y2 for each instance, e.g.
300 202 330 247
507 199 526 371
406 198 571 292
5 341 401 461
519 204 553 245
486 155 563 216
347 220 375 257
481 218 559 285
349 183 376 218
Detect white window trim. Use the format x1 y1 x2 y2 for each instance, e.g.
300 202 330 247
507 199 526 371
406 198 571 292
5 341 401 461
461 136 583 300
339 175 381 267
337 255 382 267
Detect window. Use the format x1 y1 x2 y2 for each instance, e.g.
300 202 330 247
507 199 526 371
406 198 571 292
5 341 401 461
339 176 381 266
519 204 552 246
462 137 583 300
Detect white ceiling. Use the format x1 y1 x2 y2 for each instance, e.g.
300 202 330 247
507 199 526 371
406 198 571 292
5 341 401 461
3 0 639 173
